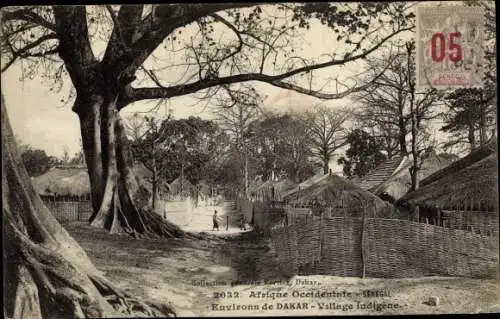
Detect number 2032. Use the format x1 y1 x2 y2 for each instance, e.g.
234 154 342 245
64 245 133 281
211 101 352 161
430 32 462 62
213 291 240 298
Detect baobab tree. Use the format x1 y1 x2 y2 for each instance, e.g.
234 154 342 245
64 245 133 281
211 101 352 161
1 4 414 236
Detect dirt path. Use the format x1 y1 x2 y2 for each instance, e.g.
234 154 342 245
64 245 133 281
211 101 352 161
66 222 500 316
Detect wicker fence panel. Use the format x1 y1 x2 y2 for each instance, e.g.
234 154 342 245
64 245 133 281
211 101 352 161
295 219 320 274
270 216 499 279
319 217 363 277
43 200 93 223
77 201 93 221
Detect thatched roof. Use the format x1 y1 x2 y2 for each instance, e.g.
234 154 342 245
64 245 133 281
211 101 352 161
285 174 393 212
132 162 171 193
352 156 408 191
397 153 498 211
281 173 330 199
249 179 297 201
420 139 496 187
371 151 455 201
169 175 196 195
32 163 165 198
32 165 90 197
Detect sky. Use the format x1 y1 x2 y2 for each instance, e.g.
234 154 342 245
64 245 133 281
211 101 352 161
1 3 455 167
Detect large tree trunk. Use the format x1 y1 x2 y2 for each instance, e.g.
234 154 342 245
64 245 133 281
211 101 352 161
2 95 174 318
407 43 419 192
75 93 190 238
322 152 330 175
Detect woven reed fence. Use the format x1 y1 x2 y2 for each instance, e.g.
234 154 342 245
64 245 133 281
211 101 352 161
43 200 93 223
270 215 499 279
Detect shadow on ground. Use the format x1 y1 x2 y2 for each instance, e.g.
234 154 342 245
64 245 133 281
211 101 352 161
214 230 289 284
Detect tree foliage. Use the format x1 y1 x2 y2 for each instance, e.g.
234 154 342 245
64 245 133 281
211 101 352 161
250 112 319 182
20 148 54 176
441 87 496 151
338 128 387 178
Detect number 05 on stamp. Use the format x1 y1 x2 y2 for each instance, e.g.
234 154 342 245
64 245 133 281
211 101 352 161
416 5 485 90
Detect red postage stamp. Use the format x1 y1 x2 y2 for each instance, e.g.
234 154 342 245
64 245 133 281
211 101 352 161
416 5 486 90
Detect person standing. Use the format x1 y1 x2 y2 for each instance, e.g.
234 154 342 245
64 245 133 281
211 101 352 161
212 210 220 231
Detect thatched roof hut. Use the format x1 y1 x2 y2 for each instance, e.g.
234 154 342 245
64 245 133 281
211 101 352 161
249 179 297 201
419 138 496 188
397 146 498 212
132 162 171 194
32 165 90 198
370 151 456 202
284 174 394 216
352 156 408 191
169 175 196 196
281 173 330 199
33 164 159 200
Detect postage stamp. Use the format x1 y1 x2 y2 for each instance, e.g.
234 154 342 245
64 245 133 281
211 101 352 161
416 5 486 90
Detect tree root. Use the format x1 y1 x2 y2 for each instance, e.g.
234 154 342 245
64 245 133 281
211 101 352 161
8 260 176 318
89 274 176 317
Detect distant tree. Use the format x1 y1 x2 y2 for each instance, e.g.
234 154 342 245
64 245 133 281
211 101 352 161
128 114 226 205
61 147 70 164
337 128 387 178
68 150 85 165
440 1 497 153
441 88 496 152
215 86 262 197
199 126 232 188
353 108 400 159
356 43 441 190
251 112 318 182
305 105 351 174
127 113 171 209
249 112 288 181
21 148 53 177
159 116 223 185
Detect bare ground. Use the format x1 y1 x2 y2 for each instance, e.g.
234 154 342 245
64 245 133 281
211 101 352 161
65 222 500 316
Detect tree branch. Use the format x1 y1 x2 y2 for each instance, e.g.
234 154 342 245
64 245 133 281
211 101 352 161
121 24 412 105
1 33 58 73
108 3 258 80
209 13 243 62
102 5 144 66
2 8 56 32
52 6 98 88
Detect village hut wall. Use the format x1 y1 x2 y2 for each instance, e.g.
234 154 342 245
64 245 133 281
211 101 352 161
32 166 94 223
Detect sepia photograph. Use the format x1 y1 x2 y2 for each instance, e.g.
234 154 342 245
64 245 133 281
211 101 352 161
1 1 498 318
